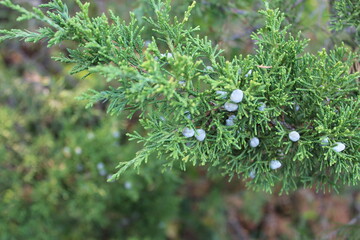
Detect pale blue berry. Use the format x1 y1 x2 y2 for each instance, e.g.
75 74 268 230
87 132 95 140
249 170 256 179
97 162 105 170
226 119 234 126
216 90 228 99
99 168 107 176
124 181 132 189
249 137 260 148
270 160 282 170
245 70 252 77
225 115 236 126
258 102 266 111
195 129 206 141
224 102 238 112
205 66 214 71
333 142 345 152
230 89 244 103
75 146 82 155
97 162 107 176
289 131 300 142
63 147 71 156
320 137 329 146
112 130 120 138
182 127 195 138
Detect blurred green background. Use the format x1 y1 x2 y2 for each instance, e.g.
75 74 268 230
0 0 359 239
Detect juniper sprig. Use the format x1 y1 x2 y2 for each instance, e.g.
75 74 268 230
0 0 359 193
330 0 360 46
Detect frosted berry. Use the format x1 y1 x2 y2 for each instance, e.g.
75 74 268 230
124 181 132 189
249 170 256 179
270 160 282 170
225 115 236 126
249 137 260 148
97 162 107 176
75 146 82 155
224 102 238 112
226 119 234 126
320 137 329 146
216 90 227 99
289 131 300 142
230 89 244 103
99 168 107 176
195 129 206 141
205 66 214 71
333 142 345 152
112 130 120 138
258 102 266 111
182 127 195 138
63 147 71 157
87 132 95 140
97 162 105 170
245 70 252 77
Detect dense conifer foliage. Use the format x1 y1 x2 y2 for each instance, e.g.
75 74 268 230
0 0 358 194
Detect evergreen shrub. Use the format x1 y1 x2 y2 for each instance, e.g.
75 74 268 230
0 0 358 194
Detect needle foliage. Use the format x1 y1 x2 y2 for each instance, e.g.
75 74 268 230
0 0 359 193
331 0 360 46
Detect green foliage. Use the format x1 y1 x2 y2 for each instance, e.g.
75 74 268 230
331 0 360 46
0 60 182 239
0 0 359 194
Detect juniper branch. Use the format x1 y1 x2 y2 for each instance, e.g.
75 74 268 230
0 0 359 193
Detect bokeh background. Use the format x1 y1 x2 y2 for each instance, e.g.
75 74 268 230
0 0 359 239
